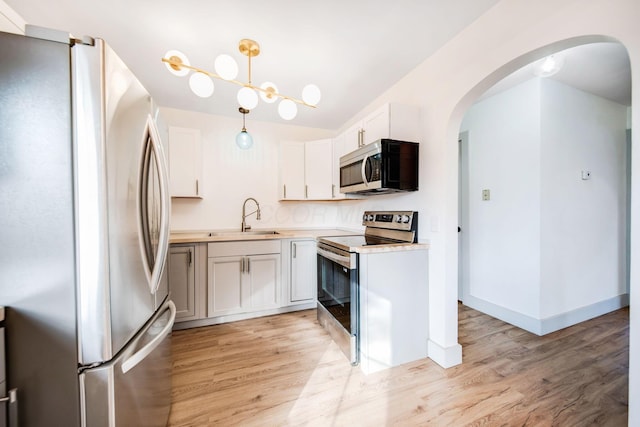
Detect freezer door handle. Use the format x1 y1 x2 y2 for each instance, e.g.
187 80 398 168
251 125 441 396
0 388 19 427
121 300 176 374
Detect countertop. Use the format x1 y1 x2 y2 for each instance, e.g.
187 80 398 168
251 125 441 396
170 228 360 244
352 242 430 254
170 228 430 253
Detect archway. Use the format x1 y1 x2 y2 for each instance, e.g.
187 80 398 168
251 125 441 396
438 32 634 419
457 41 631 334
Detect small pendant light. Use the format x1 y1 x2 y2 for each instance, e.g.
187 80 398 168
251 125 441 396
236 107 253 149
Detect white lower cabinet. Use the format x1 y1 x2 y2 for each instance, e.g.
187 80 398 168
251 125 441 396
171 237 320 329
207 255 244 316
284 239 317 304
207 240 281 318
168 243 206 322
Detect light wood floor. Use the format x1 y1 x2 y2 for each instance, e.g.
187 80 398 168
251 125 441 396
168 304 629 426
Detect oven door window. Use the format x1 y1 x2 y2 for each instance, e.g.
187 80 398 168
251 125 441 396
317 254 356 332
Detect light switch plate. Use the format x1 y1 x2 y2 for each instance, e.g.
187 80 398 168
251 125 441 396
482 189 490 201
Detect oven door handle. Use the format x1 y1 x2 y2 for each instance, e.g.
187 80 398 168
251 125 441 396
317 245 355 270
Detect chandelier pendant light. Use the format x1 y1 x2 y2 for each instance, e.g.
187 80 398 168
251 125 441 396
163 39 321 120
236 107 253 149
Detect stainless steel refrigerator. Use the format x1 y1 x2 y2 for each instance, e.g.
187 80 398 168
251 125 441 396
0 25 175 426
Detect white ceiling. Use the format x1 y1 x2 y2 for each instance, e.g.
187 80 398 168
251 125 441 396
478 42 632 106
7 1 632 130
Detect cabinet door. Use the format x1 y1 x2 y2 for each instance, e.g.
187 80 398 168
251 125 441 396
169 127 203 198
280 141 305 200
169 245 196 320
331 134 346 199
362 103 390 145
343 121 363 151
304 139 333 199
246 254 281 310
208 256 245 317
290 240 317 302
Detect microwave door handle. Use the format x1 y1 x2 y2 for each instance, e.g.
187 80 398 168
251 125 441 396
361 155 369 187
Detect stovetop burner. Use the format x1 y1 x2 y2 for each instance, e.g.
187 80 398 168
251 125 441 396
318 211 418 253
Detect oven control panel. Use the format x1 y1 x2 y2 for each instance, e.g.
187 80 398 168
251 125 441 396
362 211 418 232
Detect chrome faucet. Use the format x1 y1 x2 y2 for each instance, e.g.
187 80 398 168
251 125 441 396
241 197 261 232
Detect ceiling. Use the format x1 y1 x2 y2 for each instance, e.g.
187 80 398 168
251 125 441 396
7 1 632 130
478 42 632 106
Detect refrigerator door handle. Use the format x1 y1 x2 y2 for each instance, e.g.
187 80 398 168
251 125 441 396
121 300 175 374
149 115 171 295
139 115 171 295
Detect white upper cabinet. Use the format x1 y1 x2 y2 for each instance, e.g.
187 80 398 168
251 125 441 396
280 141 306 200
331 133 346 200
304 139 333 200
168 126 203 198
342 103 422 149
280 139 333 200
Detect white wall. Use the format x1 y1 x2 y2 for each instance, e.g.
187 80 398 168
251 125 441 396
460 78 542 319
540 78 628 319
459 77 628 334
331 0 639 420
160 107 340 232
0 0 25 34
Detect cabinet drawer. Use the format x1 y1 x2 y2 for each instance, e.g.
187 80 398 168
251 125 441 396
208 240 281 257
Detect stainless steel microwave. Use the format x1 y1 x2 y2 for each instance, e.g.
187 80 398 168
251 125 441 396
339 139 419 195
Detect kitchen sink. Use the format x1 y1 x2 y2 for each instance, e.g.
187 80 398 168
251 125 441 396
208 230 280 237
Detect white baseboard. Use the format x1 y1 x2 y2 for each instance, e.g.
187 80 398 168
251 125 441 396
539 294 629 334
462 294 629 336
172 301 316 330
428 340 462 368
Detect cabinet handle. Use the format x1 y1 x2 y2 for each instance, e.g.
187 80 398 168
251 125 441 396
332 184 335 198
305 185 308 199
187 249 192 266
247 258 250 274
241 257 245 273
360 129 366 147
283 184 287 199
292 243 297 258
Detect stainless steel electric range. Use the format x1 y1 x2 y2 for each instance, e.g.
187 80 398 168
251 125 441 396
316 211 422 369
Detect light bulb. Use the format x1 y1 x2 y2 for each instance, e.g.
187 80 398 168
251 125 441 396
237 87 259 110
533 54 564 77
278 99 297 120
260 82 279 104
215 54 239 80
541 56 556 73
189 72 214 98
236 130 253 149
163 50 190 77
302 84 321 106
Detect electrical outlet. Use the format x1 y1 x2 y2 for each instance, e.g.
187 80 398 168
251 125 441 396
482 189 490 201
